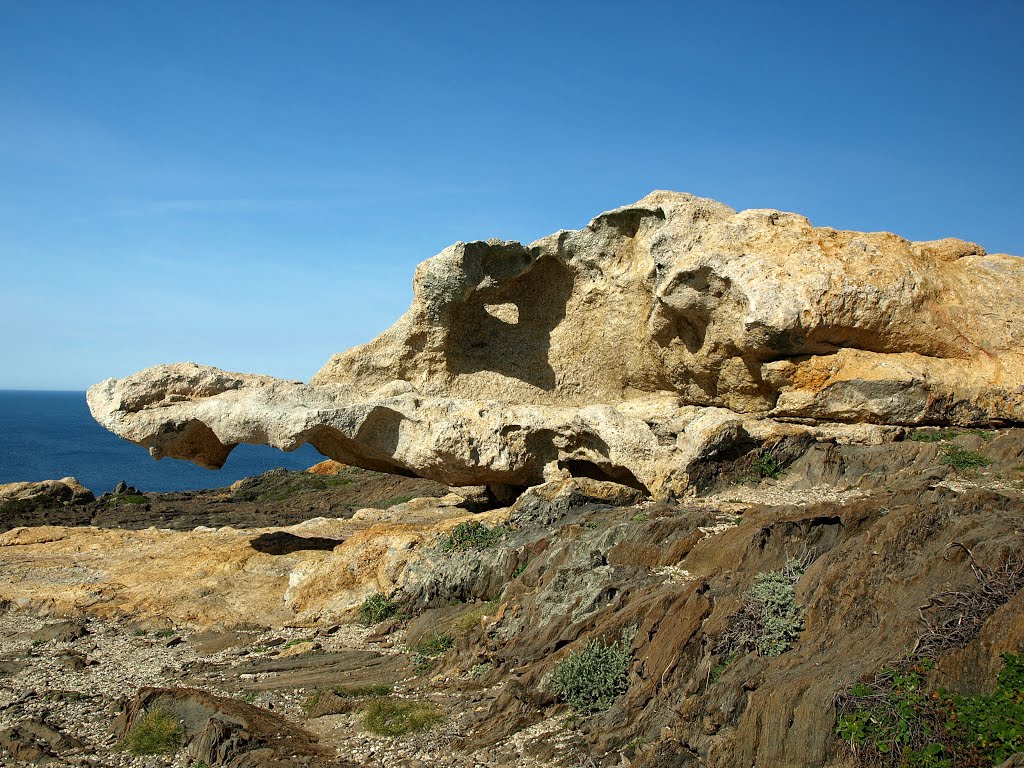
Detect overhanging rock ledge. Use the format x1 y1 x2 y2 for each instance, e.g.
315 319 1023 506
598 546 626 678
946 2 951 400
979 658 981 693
87 191 1024 498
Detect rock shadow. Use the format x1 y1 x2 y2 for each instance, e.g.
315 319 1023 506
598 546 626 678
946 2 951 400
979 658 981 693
249 532 343 555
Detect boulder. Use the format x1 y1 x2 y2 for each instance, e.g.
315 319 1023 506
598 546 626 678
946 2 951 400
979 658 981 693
0 478 94 508
0 718 84 763
114 687 340 768
306 459 347 475
86 192 1024 498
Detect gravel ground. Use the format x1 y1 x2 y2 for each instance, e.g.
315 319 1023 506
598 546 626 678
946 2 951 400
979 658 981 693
0 611 582 768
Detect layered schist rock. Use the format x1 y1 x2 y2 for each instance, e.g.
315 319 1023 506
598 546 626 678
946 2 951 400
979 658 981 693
87 192 1024 497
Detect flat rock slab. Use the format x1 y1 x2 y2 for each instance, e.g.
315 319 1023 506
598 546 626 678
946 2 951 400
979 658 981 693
215 649 413 693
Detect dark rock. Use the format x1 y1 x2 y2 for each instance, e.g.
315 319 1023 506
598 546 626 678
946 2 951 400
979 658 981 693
56 652 88 671
0 718 84 763
114 687 356 767
303 690 360 718
31 621 88 644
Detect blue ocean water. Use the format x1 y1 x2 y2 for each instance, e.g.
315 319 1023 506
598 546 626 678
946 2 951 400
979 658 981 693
0 391 326 495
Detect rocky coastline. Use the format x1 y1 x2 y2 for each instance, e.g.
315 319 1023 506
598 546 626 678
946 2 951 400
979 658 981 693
3 192 1023 767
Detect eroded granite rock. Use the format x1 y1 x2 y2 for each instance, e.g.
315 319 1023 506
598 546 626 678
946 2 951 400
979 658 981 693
87 192 1024 497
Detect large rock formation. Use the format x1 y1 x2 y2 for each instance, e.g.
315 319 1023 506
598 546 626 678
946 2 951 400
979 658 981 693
87 192 1024 497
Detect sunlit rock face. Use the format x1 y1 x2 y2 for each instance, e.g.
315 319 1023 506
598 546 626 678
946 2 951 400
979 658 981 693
87 192 1024 497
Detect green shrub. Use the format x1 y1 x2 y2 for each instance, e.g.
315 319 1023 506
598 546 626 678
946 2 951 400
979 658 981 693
411 634 454 656
122 707 182 756
358 593 400 626
710 651 740 683
718 559 804 658
548 630 633 714
836 654 1024 767
363 698 444 737
751 451 782 480
441 521 505 552
940 445 991 472
410 634 454 674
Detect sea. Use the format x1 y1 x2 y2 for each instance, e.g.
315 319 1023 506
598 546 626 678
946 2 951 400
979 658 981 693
0 390 326 495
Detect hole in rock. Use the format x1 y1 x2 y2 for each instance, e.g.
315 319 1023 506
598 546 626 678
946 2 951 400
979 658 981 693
483 303 519 324
445 256 573 390
249 532 344 555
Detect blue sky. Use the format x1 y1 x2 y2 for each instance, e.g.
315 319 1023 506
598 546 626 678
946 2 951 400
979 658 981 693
2 1 1021 390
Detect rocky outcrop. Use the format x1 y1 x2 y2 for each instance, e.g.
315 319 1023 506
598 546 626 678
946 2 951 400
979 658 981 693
115 687 341 767
0 478 93 507
87 192 1024 497
0 478 95 527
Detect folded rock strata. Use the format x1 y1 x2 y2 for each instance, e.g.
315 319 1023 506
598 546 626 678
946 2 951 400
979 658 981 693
87 191 1024 497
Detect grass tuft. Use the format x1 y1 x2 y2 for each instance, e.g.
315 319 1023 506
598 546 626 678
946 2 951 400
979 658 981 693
303 684 393 715
751 451 783 480
940 444 991 472
122 707 182 756
363 698 444 737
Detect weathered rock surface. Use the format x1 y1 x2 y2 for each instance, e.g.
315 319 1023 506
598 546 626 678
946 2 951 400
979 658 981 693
1 433 1023 767
87 192 1024 496
0 478 94 509
115 687 344 767
0 495 499 629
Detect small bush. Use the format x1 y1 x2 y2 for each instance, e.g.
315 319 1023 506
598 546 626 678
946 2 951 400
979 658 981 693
122 707 182 756
718 559 805 658
358 593 400 626
548 629 634 714
411 634 454 656
751 451 782 480
411 634 454 673
441 521 506 552
710 651 740 684
836 654 1024 767
940 444 991 472
363 698 444 737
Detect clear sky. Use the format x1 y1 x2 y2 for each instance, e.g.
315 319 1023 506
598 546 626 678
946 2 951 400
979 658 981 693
2 1 1021 390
